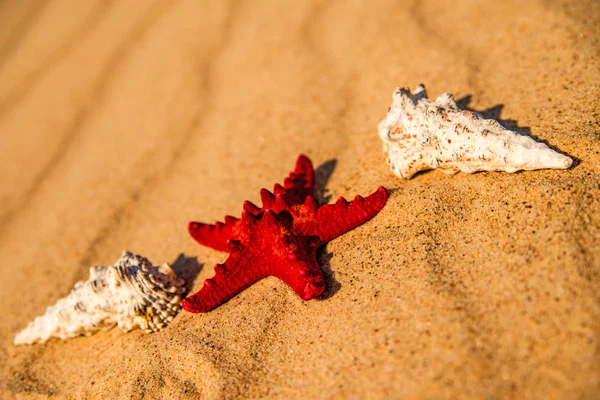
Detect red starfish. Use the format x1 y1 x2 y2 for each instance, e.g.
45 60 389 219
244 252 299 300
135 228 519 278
187 154 315 252
183 155 388 313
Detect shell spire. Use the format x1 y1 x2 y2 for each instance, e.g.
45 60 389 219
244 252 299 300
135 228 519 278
14 251 186 345
378 85 573 179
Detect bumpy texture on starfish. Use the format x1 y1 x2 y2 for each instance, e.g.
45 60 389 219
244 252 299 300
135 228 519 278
183 155 388 313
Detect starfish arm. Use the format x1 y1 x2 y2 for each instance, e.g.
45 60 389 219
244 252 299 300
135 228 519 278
303 186 389 244
269 236 326 301
188 155 313 251
181 247 269 313
188 216 241 252
279 154 315 205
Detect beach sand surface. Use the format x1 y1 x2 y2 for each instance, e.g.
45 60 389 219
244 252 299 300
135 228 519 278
1 0 599 398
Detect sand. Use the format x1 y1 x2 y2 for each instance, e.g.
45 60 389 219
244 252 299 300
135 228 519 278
1 0 599 398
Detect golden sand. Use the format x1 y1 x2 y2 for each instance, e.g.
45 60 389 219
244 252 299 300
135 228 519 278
1 0 599 398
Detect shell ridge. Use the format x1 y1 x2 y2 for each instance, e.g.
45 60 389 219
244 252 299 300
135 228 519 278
379 85 573 179
14 252 186 345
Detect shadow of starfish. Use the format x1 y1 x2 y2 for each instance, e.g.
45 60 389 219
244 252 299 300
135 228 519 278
314 159 337 205
316 249 341 300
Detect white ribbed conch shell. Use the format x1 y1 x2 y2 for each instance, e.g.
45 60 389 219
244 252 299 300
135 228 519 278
378 85 573 179
14 251 186 345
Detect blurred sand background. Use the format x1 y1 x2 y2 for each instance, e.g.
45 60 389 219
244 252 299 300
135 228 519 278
1 0 599 398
